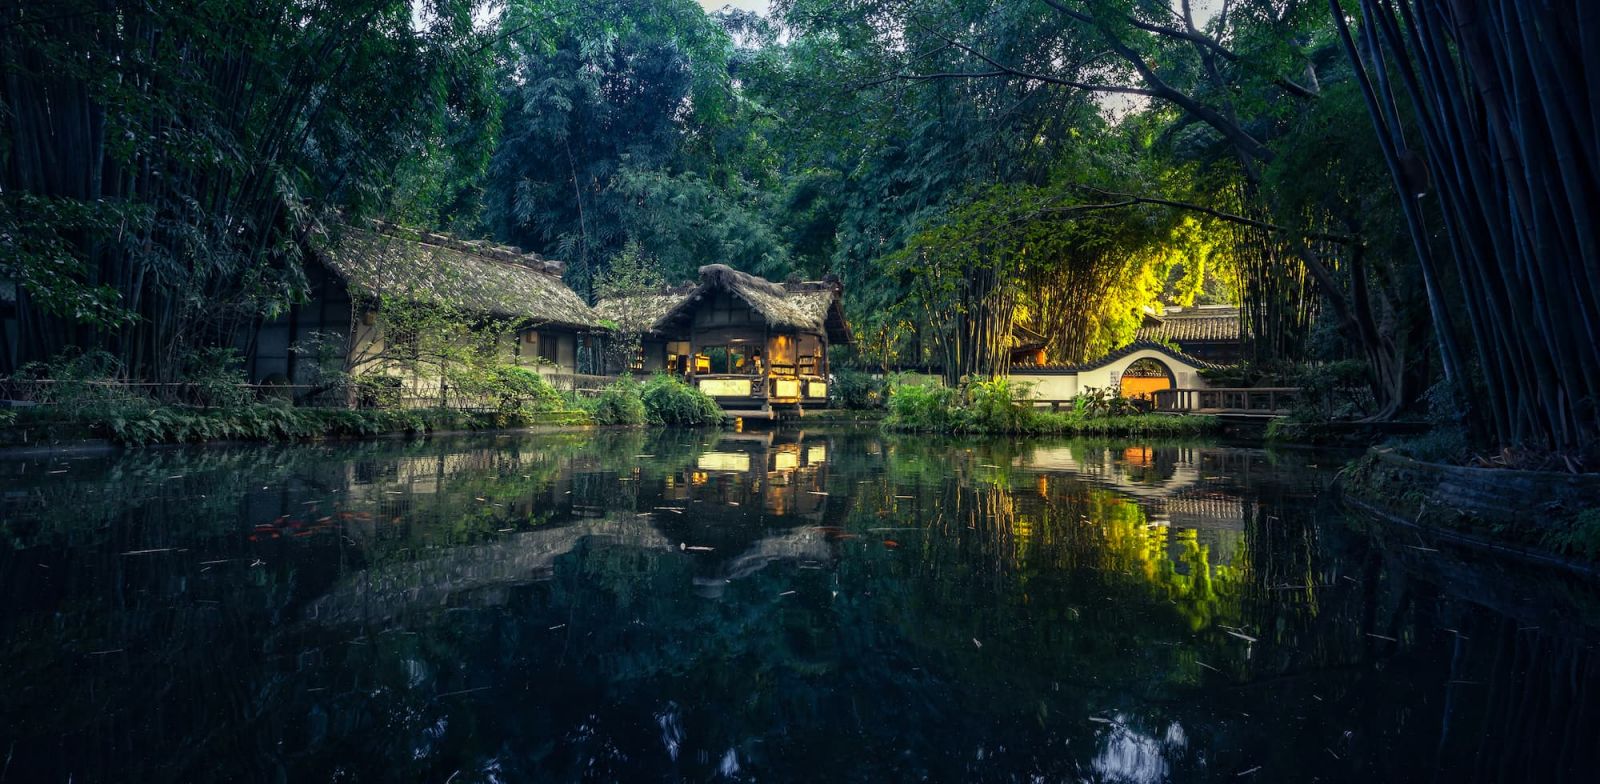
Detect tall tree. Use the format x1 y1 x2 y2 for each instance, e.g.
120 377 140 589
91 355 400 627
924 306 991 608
1333 0 1600 462
484 0 786 296
1 0 494 378
802 0 1430 415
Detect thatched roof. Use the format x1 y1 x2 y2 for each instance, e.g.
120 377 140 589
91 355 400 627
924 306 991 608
318 223 601 330
1137 305 1241 344
592 286 696 334
595 264 852 343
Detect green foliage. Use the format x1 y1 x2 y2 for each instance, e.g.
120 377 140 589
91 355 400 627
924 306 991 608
181 348 254 408
1386 429 1469 465
446 365 569 417
10 349 141 415
1071 387 1140 418
639 374 722 426
102 405 442 446
884 381 965 432
586 379 649 426
0 194 136 327
493 366 567 413
829 370 889 410
595 241 667 372
1545 509 1600 562
483 0 776 293
289 330 356 399
3 0 496 378
964 377 1039 433
885 377 1212 436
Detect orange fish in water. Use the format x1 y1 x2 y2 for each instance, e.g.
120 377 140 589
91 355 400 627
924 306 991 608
882 540 900 549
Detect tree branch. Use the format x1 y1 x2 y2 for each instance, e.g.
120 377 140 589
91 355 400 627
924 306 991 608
1069 187 1361 244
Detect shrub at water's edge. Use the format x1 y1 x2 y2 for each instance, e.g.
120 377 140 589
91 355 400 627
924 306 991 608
828 369 890 410
2 351 596 445
639 374 723 426
3 365 728 446
4 404 592 447
582 374 723 427
883 377 1219 436
580 379 648 426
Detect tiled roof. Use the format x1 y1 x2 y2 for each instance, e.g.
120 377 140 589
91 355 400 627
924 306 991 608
1136 305 1241 343
1011 341 1226 374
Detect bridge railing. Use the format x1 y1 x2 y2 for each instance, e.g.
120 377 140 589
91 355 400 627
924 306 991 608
1152 387 1300 416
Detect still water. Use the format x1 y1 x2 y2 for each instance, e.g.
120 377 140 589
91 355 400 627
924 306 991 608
2 429 1597 782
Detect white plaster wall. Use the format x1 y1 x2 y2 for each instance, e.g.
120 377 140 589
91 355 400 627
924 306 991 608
1011 348 1211 403
1011 373 1079 402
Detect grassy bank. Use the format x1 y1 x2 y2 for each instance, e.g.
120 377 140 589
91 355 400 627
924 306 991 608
1 373 724 447
1 404 593 447
882 378 1219 437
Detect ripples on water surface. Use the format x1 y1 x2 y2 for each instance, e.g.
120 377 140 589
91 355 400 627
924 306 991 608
2 429 1597 782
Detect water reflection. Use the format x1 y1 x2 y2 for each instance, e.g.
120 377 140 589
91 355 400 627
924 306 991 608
2 431 1598 782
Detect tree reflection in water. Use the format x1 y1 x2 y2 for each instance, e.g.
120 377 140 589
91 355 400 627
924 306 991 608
1 431 1597 781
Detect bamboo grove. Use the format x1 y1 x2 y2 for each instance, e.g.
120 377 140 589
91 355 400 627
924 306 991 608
1333 0 1600 459
1 0 493 378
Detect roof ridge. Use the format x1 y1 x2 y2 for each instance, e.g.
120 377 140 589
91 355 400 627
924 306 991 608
364 219 566 278
1015 341 1226 372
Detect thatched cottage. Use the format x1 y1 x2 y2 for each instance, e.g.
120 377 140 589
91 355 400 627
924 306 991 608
595 264 852 418
247 224 601 402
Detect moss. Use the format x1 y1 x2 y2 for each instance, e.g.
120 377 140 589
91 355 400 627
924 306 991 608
1542 508 1600 561
1341 449 1600 565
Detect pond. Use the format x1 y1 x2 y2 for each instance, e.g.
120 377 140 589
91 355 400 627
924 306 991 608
2 429 1597 782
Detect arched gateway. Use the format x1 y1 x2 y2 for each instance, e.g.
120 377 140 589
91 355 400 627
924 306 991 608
1119 357 1176 400
1006 342 1218 406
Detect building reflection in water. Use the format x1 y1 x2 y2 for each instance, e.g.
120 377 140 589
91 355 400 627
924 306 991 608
2 432 1599 782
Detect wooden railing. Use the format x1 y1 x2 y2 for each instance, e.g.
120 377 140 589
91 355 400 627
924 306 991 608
1151 387 1300 416
540 372 619 394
